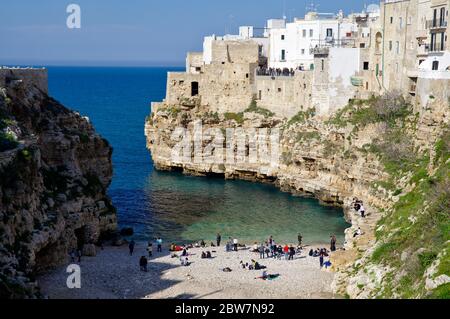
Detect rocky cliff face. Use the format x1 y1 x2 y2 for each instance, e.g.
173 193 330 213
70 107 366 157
146 93 449 298
0 73 117 298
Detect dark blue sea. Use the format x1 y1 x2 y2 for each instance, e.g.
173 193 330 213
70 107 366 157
47 67 349 245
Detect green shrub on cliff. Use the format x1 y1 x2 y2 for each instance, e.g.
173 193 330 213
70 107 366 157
327 92 412 129
0 132 18 152
369 127 450 298
244 99 275 118
224 112 244 124
287 108 316 127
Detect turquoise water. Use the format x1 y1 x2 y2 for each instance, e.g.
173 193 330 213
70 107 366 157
47 67 350 245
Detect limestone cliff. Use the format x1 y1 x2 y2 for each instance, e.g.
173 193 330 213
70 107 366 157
145 93 449 299
0 71 117 298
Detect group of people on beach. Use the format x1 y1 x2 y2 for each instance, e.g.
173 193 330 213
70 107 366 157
127 230 344 272
128 237 163 272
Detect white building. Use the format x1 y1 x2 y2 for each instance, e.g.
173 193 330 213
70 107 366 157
268 11 358 70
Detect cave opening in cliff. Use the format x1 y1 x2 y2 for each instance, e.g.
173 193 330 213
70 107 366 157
74 226 88 250
34 242 62 274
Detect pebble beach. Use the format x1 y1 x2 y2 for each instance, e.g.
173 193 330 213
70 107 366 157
38 242 341 299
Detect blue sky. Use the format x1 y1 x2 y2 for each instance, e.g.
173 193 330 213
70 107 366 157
0 0 370 66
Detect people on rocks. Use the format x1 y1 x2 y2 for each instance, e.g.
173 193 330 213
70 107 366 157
353 227 363 238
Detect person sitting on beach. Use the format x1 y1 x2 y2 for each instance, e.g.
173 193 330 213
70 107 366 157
309 249 314 257
353 227 362 238
181 248 188 257
200 240 206 248
251 242 259 253
233 238 238 251
201 251 207 259
180 256 190 266
251 259 267 270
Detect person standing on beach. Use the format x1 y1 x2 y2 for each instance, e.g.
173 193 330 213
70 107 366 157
330 235 337 252
298 233 303 247
147 242 153 257
233 238 238 251
288 245 295 260
156 237 162 252
259 243 265 259
283 245 289 260
139 256 148 272
216 233 221 247
129 240 135 256
319 249 325 268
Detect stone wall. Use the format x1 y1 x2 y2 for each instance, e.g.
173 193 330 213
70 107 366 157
0 68 48 94
255 72 313 118
186 52 203 74
312 48 360 116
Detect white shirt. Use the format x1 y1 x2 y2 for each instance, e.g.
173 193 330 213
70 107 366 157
233 239 238 244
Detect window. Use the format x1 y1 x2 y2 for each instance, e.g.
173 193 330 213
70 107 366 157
281 34 285 40
309 29 313 37
303 29 306 37
389 41 393 51
396 41 400 54
433 9 437 27
281 49 286 61
195 67 201 72
432 60 439 70
321 59 324 71
191 82 199 96
245 73 249 79
399 17 403 28
326 28 333 37
390 17 393 24
360 43 366 48
301 49 305 55
278 88 282 93
440 7 446 26
419 59 425 65
363 62 369 70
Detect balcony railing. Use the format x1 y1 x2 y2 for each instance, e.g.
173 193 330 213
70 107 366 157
426 19 448 29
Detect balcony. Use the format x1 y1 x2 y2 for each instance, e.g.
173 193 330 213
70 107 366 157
350 76 364 87
426 19 448 30
417 43 430 56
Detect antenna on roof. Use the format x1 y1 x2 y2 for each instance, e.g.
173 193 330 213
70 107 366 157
306 1 318 13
